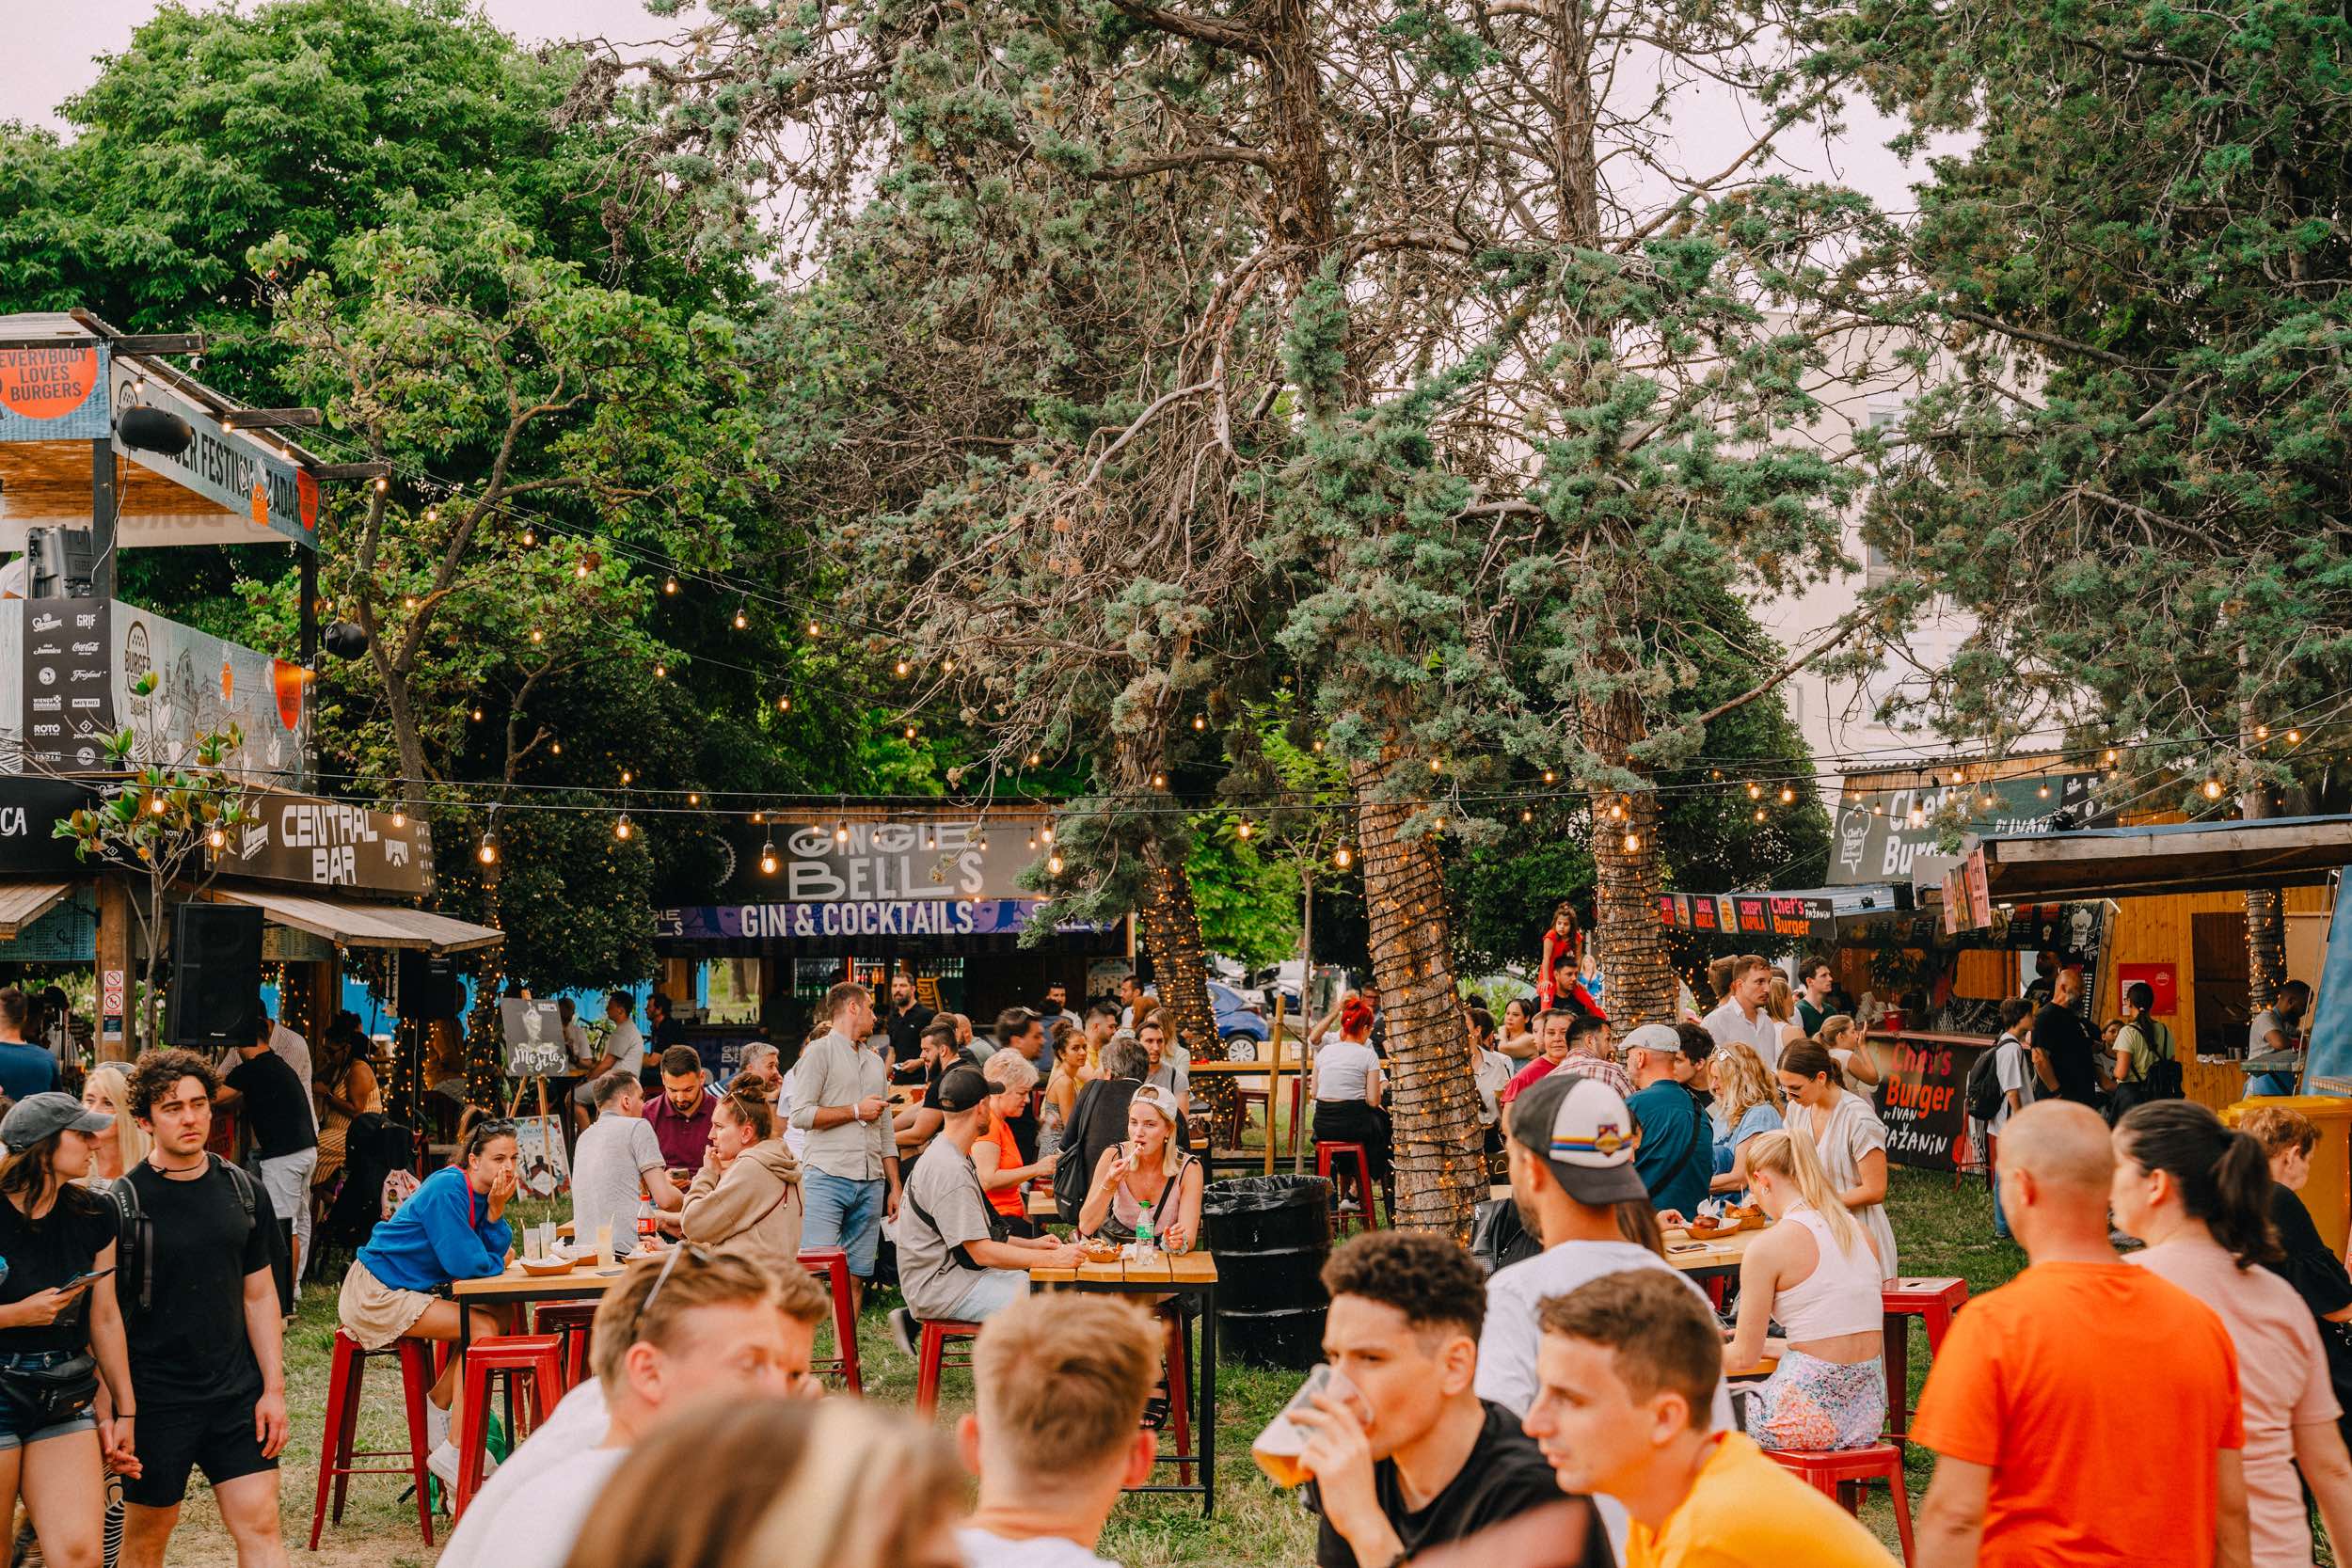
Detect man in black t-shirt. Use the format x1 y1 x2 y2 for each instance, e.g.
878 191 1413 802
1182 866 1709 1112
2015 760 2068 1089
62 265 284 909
2030 968 2107 1109
220 1015 319 1311
882 972 937 1082
119 1049 287 1568
1291 1231 1611 1568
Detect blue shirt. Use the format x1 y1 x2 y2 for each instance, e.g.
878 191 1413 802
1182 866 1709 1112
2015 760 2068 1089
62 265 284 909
0 1042 56 1102
1628 1082 1709 1217
1709 1101 1784 1198
355 1166 512 1291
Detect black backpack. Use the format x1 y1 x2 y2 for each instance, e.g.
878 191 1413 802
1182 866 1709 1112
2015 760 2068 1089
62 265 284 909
2124 1021 2184 1101
110 1155 259 1320
1965 1043 2009 1124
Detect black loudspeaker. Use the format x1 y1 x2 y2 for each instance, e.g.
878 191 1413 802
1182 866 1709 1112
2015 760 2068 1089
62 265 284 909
166 904 263 1048
397 950 460 1022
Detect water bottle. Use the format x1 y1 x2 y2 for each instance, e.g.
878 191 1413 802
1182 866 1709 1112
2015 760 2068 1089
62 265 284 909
1134 1198 1155 1256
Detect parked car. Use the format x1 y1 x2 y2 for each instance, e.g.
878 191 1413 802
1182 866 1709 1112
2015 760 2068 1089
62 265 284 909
1208 981 1270 1047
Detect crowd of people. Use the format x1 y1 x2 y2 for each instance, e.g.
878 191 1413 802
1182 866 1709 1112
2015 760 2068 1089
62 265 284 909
7 944 2352 1568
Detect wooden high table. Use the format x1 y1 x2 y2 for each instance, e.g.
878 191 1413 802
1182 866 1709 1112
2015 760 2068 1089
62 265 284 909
1029 1249 1221 1516
450 1258 628 1355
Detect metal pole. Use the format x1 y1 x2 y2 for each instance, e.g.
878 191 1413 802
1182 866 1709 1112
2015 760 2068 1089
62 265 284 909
88 438 116 602
1295 866 1313 1176
298 547 318 784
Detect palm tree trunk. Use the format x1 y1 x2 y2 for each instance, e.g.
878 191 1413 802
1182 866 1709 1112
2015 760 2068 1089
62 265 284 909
1590 787 1677 1024
1353 758 1481 1239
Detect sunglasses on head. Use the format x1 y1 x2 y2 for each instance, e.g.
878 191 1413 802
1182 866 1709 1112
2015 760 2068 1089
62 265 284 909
623 1243 716 1346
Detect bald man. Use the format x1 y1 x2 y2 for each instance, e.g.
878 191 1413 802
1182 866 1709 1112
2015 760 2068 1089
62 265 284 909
1909 1101 2250 1568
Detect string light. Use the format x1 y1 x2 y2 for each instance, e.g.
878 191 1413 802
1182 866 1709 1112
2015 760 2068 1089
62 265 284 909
806 620 821 637
1041 826 1055 844
2202 778 2224 800
613 813 634 840
1623 832 1641 852
373 476 388 493
1333 846 1353 870
1906 803 1926 828
1236 819 1254 840
1542 769 1556 784
897 660 911 677
549 740 562 755
943 658 956 673
521 528 535 546
2037 784 2049 799
1311 739 1325 753
1151 772 1168 788
1979 793 1993 809
734 604 749 630
1026 752 1042 767
529 626 544 643
653 663 667 678
1433 815 1448 832
2289 729 2303 744
777 695 791 712
2256 724 2271 740
904 724 918 740
1779 786 1796 804
424 505 438 522
664 577 678 594
2104 748 2119 764
1520 808 1534 822
759 839 779 874
751 810 766 824
148 795 167 816
470 706 485 721
1428 757 1443 773
1048 851 1065 875
207 825 226 849
1193 715 1207 731
689 792 701 806
1753 807 1768 823
477 830 501 865
834 820 850 845
390 810 406 828
620 770 633 785
1747 782 1764 800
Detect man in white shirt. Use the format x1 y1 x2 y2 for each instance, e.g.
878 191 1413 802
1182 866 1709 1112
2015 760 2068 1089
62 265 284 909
1700 956 1782 1069
438 1247 829 1568
571 1071 681 1254
788 982 900 1311
1477 1071 1735 1564
1986 998 2032 1242
572 990 645 1129
957 1292 1160 1568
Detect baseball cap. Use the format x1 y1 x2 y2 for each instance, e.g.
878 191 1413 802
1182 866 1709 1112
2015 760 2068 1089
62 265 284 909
933 1066 991 1114
1506 1071 1648 1205
1620 1023 1682 1056
1130 1084 1182 1127
2 1092 112 1153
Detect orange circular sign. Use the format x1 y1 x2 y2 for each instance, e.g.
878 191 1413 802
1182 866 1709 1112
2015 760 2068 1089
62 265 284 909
0 348 100 421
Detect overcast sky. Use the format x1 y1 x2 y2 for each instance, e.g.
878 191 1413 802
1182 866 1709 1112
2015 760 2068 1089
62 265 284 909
7 0 1937 219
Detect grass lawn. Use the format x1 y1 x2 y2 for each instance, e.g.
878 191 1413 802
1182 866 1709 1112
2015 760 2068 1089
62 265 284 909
155 1166 2024 1566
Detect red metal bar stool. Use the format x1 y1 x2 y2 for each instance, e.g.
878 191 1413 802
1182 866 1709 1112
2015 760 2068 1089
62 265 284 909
1235 1076 1305 1156
1314 1143 1382 1233
1154 1305 1193 1486
1766 1445 1915 1564
1882 1277 1969 1438
533 1301 599 1393
453 1333 565 1516
309 1330 437 1548
799 1246 864 1395
914 1321 983 1418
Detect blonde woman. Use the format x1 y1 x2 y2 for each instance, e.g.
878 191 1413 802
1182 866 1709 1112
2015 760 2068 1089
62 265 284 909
679 1086 804 1274
1766 974 1807 1057
1723 1129 1887 1450
1778 1041 1897 1281
1707 1040 1785 1198
1077 1084 1203 1252
1815 1014 1883 1091
78 1065 150 1188
975 1053 1058 1238
564 1396 964 1568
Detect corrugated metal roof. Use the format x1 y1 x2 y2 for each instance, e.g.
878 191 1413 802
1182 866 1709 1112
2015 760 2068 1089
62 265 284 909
212 889 502 954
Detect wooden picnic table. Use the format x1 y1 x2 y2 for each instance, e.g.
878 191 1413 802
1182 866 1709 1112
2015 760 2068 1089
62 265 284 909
1027 1249 1221 1515
1483 1184 1762 1277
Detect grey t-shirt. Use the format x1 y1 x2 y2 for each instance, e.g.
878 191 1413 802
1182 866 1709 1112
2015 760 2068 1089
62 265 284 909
572 1113 662 1255
898 1136 1005 1322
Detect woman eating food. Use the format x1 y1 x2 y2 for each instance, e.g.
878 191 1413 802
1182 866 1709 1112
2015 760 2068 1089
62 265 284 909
1076 1085 1202 1252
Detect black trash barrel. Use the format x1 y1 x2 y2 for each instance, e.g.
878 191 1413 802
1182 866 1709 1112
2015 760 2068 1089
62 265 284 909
1202 1174 1331 1370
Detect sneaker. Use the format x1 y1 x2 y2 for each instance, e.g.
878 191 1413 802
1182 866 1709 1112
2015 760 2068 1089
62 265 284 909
888 1307 919 1361
426 1441 459 1490
425 1401 451 1451
1335 1197 1360 1213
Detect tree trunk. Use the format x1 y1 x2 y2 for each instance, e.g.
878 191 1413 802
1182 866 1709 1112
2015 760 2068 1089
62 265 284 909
1136 842 1223 1069
1353 757 1481 1239
2244 791 2286 1010
1590 787 1677 1025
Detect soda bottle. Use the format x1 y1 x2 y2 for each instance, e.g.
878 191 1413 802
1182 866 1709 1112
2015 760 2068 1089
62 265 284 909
636 1189 655 1247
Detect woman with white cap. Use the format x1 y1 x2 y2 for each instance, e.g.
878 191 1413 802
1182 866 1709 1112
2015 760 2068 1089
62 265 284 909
0 1091 135 1568
1077 1084 1203 1254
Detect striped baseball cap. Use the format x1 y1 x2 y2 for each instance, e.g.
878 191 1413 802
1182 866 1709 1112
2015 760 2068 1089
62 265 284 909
1506 1070 1649 1205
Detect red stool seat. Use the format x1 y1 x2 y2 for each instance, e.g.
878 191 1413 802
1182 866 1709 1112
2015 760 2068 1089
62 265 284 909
1766 1444 1915 1564
1314 1142 1382 1233
532 1301 598 1393
454 1333 564 1517
799 1247 864 1395
1882 1278 1969 1439
309 1330 437 1548
914 1321 982 1418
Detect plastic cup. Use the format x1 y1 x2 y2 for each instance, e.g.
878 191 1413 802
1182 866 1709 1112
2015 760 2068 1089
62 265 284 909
596 1219 615 1268
1252 1364 1359 1488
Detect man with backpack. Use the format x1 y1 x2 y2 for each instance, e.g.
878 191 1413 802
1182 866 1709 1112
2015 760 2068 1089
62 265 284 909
2108 980 2182 1120
1964 999 2034 1242
115 1048 288 1568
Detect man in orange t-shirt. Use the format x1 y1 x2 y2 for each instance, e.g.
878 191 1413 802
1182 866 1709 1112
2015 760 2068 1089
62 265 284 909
1912 1101 2249 1568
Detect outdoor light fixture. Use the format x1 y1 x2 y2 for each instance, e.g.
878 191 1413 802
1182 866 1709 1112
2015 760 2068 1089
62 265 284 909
1907 804 1926 828
653 663 667 678
390 810 406 828
834 820 850 844
322 621 370 659
1041 826 1054 844
759 840 779 874
207 826 226 850
777 696 790 712
1624 832 1641 852
1048 852 1065 875
1754 807 1768 824
1748 782 1764 800
1779 786 1795 804
1334 846 1354 869
734 605 748 629
689 792 701 806
614 814 633 840
1236 820 1254 840
477 830 501 865
620 770 633 785
2202 779 2224 800
664 577 679 594
1151 772 1167 788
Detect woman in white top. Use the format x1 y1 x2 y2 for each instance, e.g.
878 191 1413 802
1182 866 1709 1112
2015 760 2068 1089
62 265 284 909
1725 1128 1888 1450
1778 1040 1897 1281
1309 997 1391 1203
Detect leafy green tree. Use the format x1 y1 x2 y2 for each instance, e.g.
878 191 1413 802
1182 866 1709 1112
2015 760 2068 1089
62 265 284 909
1851 0 2352 1000
1185 817 1301 971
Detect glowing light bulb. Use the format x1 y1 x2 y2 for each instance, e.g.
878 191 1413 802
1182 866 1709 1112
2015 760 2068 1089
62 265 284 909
834 820 849 845
1747 782 1763 800
664 577 678 594
614 814 634 840
477 832 500 865
1754 807 1769 824
2202 779 2224 800
1623 832 1641 852
1236 820 1254 840
777 696 790 712
689 792 701 806
207 826 226 849
734 609 748 629
896 660 910 676
1048 852 1065 875
1151 773 1167 788
620 770 633 785
1334 846 1353 870
2289 729 2303 744
1778 786 1795 804
1906 804 1926 829
391 811 406 828
759 841 778 874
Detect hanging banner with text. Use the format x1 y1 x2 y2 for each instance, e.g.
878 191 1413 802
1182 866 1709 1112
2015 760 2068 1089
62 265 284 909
0 341 110 442
1875 1036 1994 1172
18 597 116 774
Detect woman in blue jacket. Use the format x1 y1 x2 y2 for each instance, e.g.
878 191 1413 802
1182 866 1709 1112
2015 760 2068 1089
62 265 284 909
336 1117 517 1485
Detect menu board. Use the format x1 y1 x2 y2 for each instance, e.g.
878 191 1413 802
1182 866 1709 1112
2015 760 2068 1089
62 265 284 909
18 597 116 774
1876 1036 1993 1172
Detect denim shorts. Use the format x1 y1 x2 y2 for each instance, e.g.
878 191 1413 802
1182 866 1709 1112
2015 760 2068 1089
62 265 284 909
0 1351 99 1450
801 1171 884 1278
